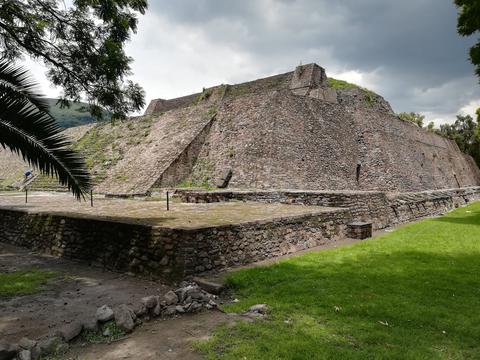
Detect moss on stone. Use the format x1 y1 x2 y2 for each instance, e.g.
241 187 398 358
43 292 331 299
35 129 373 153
71 115 154 184
327 78 378 106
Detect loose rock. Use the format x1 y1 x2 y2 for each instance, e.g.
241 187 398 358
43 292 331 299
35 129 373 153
115 304 136 333
0 342 17 360
162 305 177 316
18 338 36 351
132 302 147 317
17 350 31 360
249 304 269 314
163 291 178 305
82 317 98 332
152 301 162 316
55 322 83 342
38 337 68 356
96 305 114 322
30 345 41 360
141 295 158 309
193 277 225 295
188 301 203 313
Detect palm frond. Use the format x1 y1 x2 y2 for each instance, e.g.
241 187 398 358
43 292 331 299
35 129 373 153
0 60 91 199
0 60 50 112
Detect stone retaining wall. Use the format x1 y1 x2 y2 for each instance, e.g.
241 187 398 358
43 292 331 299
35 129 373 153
0 208 350 280
175 186 480 229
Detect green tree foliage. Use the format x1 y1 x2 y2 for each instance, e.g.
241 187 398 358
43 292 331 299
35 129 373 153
398 112 425 127
0 0 147 120
0 59 91 198
436 113 480 166
455 0 480 81
426 121 436 132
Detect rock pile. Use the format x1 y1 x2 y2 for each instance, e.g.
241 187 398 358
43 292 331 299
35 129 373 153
1 282 218 360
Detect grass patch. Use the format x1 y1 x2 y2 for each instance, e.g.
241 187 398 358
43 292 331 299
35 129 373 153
71 115 154 183
0 270 58 298
327 78 377 106
177 159 215 190
80 320 125 344
199 203 480 359
327 78 361 90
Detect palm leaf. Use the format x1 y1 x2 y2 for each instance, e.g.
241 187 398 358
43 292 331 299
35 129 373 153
0 60 50 112
0 60 91 199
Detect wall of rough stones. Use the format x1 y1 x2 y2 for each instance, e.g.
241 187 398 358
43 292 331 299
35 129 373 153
186 89 480 192
1 187 478 280
153 118 215 188
141 64 480 194
94 105 216 195
144 93 201 115
193 90 361 190
175 186 480 230
1 63 479 195
0 208 350 279
352 108 480 191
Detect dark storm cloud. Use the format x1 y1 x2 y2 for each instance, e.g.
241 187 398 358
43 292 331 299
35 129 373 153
141 0 479 123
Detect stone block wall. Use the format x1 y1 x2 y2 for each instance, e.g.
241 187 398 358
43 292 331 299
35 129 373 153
386 187 480 226
352 109 480 192
290 63 326 90
175 187 480 230
0 208 350 280
186 90 480 192
144 93 200 115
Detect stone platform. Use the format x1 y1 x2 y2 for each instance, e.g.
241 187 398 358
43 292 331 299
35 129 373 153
175 186 480 229
0 192 350 280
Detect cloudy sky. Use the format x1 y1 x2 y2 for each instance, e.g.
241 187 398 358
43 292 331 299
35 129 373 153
30 0 480 126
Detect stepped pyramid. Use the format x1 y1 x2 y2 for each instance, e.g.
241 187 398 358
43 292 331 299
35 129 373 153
1 63 479 195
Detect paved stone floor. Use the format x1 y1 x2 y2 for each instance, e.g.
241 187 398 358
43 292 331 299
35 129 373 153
0 191 338 228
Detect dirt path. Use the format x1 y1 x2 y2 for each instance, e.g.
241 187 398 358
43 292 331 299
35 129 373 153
65 311 234 360
0 243 241 359
0 243 170 343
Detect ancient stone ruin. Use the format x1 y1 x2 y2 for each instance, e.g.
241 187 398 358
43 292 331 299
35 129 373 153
3 63 479 195
1 63 480 279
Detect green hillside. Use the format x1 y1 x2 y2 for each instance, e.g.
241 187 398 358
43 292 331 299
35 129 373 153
46 98 109 128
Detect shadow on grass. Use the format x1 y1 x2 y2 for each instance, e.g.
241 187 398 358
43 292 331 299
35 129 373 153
432 210 480 225
216 249 480 359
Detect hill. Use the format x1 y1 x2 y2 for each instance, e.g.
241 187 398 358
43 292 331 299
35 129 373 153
46 98 108 128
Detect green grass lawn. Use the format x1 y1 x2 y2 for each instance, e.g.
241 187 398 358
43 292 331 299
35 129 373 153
0 270 57 298
198 203 480 359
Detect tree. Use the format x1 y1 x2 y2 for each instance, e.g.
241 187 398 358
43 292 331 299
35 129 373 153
0 0 147 120
398 112 425 127
0 59 91 198
426 121 436 132
437 114 480 166
455 0 480 81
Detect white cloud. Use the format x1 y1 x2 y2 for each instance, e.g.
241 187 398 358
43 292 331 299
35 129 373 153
13 0 480 126
21 58 60 98
459 99 480 117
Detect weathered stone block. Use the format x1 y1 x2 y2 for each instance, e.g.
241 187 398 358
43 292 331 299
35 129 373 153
347 221 372 239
